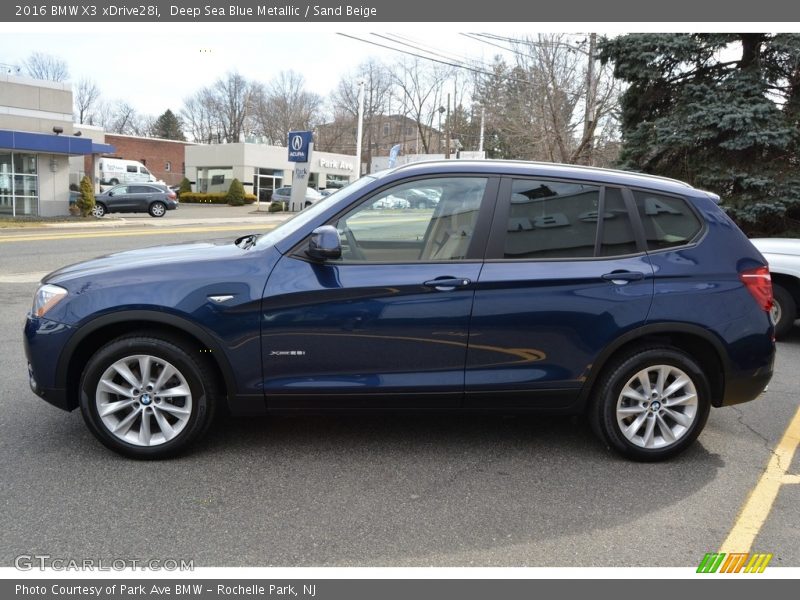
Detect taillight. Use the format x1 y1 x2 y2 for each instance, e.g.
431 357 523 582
740 266 773 312
168 191 177 200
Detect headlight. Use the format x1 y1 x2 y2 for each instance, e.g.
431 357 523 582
32 284 67 318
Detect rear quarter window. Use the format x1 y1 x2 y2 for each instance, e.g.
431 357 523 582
633 191 702 250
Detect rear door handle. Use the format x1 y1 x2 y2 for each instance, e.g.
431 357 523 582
601 271 645 285
423 277 472 291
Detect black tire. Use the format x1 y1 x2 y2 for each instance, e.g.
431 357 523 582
109 178 119 185
92 203 106 218
149 201 167 217
772 283 797 339
589 346 711 461
79 334 217 459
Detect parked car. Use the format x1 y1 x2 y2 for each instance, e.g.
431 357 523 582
271 186 324 208
97 158 158 186
25 160 775 460
93 183 178 218
750 238 800 338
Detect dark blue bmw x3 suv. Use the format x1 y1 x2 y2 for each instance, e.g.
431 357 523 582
24 161 775 460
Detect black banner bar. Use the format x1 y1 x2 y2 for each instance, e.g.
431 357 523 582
2 0 800 22
2 579 796 600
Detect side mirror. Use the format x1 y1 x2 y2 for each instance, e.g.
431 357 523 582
306 225 342 261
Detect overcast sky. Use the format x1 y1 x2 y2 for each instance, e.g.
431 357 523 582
0 26 515 118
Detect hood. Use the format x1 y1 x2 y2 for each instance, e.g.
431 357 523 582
750 238 800 257
43 237 260 286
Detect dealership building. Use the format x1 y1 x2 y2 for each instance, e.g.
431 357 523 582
0 74 113 217
185 143 357 202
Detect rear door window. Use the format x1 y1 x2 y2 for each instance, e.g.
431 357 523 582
504 179 600 259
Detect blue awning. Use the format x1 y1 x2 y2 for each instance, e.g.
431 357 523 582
0 129 115 156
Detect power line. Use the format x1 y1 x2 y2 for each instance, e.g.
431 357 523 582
336 33 530 85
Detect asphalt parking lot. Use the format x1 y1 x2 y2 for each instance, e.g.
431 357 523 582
0 217 798 568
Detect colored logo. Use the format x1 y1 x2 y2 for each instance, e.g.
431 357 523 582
697 552 773 573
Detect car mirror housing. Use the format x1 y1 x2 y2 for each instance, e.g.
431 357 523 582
306 225 341 261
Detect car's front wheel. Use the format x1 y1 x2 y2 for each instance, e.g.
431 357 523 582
92 203 106 218
79 334 217 458
590 347 711 461
149 201 167 217
771 283 797 339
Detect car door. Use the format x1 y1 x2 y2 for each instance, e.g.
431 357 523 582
464 177 654 408
105 185 132 212
261 176 498 409
129 185 154 211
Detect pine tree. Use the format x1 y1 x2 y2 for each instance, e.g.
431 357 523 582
152 109 186 141
600 33 800 234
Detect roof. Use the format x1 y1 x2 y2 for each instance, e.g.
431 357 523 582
0 129 114 155
384 159 697 196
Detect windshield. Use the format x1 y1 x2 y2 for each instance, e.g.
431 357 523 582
256 175 377 248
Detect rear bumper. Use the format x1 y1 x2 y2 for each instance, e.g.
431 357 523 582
718 362 774 407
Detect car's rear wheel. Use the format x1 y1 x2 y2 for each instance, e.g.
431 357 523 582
149 201 167 217
79 334 217 459
92 203 106 218
590 347 710 461
109 178 119 185
771 283 797 339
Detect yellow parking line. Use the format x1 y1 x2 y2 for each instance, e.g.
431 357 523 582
783 474 800 484
719 405 800 553
0 224 276 244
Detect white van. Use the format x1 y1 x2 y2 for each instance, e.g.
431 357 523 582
98 158 157 185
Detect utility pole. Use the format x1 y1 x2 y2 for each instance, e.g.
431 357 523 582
581 32 597 165
479 106 485 154
445 93 451 159
355 80 365 178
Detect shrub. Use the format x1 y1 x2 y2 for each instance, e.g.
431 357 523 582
268 201 285 213
179 192 256 205
178 177 192 197
227 178 245 206
76 175 95 217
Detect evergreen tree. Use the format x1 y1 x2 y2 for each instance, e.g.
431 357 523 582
152 109 186 141
178 177 192 196
600 33 800 234
226 178 245 206
77 175 95 217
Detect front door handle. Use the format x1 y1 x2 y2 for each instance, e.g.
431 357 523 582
423 277 472 291
601 271 645 285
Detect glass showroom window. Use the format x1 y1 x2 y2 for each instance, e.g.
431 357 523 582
196 167 233 193
0 152 38 216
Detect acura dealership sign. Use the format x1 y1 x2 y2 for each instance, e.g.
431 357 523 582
288 131 313 162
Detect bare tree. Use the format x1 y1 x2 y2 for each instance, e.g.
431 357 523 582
250 70 322 146
74 77 101 125
322 60 395 164
23 52 69 82
392 58 453 153
182 72 252 144
181 92 219 144
473 34 619 165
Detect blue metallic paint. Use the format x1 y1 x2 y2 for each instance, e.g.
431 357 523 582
24 160 775 419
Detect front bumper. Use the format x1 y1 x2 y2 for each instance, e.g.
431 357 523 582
24 315 76 412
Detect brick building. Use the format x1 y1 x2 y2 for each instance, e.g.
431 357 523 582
89 134 195 186
316 114 442 173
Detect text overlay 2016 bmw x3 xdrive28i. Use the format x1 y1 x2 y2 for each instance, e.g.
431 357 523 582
24 161 775 460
